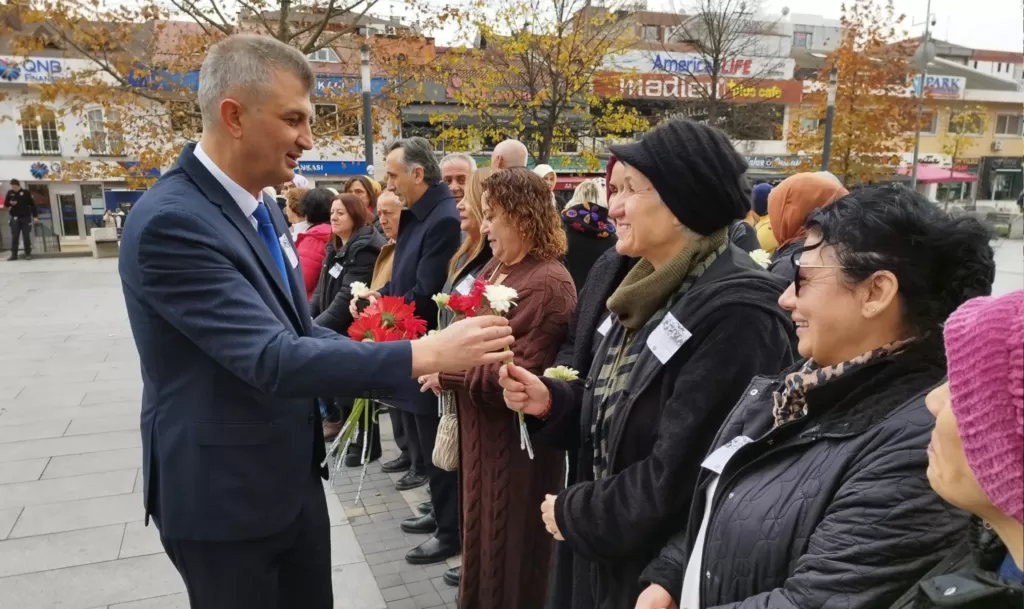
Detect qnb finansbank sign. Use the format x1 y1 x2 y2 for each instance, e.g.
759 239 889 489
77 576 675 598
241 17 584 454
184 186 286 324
0 56 67 84
604 51 795 81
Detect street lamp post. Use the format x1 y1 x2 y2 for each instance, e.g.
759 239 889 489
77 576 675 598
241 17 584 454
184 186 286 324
360 34 374 178
910 0 936 190
821 65 837 172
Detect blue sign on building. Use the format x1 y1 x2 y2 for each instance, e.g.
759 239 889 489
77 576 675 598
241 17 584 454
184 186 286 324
295 160 368 176
126 64 388 98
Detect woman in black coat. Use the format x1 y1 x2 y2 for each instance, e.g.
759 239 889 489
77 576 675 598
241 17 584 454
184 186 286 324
561 178 617 294
310 193 385 459
498 120 796 609
636 186 996 609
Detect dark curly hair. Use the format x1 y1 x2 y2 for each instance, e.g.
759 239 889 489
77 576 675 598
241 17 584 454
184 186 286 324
299 187 334 225
804 185 994 344
483 167 567 261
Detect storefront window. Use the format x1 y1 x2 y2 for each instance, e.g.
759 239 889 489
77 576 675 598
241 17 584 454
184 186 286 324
81 184 106 235
991 171 1022 200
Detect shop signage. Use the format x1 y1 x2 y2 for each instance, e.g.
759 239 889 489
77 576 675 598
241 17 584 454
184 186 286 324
118 161 161 178
911 75 967 100
0 56 66 84
986 156 1024 170
295 160 368 176
126 64 387 97
604 51 795 81
745 155 801 170
593 72 802 103
446 76 532 103
952 157 981 173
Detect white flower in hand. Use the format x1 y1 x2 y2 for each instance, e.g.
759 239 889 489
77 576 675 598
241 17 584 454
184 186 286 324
350 281 371 298
432 293 450 308
483 284 518 315
749 249 772 269
543 366 580 381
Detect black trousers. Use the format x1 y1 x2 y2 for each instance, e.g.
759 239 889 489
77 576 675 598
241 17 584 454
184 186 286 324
401 410 460 546
9 217 31 256
158 475 332 609
389 406 409 457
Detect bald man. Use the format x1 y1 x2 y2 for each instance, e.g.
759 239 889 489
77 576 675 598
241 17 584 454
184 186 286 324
491 139 528 170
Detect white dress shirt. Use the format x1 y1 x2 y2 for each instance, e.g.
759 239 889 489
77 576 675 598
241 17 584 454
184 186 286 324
194 142 261 231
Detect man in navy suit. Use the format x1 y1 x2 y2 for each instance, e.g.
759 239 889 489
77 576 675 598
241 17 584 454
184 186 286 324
118 35 514 609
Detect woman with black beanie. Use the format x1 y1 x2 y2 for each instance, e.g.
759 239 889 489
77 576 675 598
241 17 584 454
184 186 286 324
499 119 797 609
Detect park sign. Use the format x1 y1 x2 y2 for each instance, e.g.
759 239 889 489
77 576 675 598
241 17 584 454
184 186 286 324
911 74 967 100
593 72 803 104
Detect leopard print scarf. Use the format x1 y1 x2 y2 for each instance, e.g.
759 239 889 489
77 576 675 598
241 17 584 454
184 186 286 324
772 337 918 428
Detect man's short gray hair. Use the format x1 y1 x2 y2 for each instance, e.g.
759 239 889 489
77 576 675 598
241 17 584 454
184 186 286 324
198 34 314 129
386 137 441 184
440 152 477 172
493 139 529 168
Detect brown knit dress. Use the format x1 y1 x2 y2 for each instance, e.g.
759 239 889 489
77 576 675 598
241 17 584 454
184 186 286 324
441 254 577 609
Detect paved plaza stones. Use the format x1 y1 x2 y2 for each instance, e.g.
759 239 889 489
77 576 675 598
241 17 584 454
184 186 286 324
0 241 1019 609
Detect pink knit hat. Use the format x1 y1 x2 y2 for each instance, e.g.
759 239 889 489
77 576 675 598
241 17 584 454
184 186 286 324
943 290 1024 524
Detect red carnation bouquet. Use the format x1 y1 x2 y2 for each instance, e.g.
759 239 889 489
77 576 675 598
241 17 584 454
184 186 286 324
322 295 427 500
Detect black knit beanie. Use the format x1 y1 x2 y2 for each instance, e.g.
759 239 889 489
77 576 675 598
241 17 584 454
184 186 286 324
609 119 751 236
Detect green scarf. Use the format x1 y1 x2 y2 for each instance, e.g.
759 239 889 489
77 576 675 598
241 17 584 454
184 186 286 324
607 229 729 330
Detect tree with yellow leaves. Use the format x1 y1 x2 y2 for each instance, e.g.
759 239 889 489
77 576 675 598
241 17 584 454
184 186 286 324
1 0 440 186
433 0 648 166
788 0 918 185
942 105 987 177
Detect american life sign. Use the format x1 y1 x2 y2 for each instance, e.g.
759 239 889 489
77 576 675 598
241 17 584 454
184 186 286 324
604 51 795 81
593 72 803 104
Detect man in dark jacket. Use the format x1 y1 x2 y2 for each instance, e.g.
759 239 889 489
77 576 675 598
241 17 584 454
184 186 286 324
362 136 462 565
5 179 38 260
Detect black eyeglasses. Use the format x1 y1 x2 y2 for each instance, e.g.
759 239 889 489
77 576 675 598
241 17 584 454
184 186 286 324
792 254 844 295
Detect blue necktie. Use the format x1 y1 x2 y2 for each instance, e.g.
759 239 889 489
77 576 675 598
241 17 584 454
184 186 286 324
251 203 292 295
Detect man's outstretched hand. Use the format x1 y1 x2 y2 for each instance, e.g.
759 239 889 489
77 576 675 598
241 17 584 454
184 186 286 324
410 316 514 377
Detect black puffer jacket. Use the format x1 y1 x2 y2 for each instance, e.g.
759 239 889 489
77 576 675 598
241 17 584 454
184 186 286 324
889 518 1024 609
309 225 385 333
533 245 796 609
641 345 968 609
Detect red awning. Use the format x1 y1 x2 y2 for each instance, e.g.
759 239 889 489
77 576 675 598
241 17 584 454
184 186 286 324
898 164 979 184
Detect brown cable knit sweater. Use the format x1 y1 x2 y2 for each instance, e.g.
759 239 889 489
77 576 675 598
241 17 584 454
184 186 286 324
441 254 577 609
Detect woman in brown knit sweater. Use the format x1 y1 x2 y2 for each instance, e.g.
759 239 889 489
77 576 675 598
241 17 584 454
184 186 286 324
421 167 577 608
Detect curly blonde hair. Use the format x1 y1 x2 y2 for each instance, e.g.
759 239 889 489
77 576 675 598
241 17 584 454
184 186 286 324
285 187 310 216
482 167 567 261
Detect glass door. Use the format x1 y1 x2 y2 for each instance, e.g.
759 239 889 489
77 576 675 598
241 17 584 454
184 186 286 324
56 192 80 237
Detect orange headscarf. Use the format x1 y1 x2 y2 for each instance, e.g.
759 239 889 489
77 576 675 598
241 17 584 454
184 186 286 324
767 173 849 247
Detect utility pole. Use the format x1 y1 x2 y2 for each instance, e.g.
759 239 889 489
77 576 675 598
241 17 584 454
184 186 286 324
821 65 837 172
360 31 374 178
910 0 936 190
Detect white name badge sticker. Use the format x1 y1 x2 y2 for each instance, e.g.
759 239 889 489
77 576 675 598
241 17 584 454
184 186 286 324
279 235 299 268
328 263 343 279
455 274 475 296
646 312 692 364
597 315 613 336
701 436 753 475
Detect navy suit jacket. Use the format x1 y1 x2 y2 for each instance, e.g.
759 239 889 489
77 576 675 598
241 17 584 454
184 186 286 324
119 144 412 541
379 181 460 415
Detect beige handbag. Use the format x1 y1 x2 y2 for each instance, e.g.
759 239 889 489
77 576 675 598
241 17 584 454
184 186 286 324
432 390 460 471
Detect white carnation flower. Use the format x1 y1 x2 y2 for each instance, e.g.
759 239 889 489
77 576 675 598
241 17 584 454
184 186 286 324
483 284 518 315
350 281 370 298
432 293 450 308
749 249 772 269
543 366 580 381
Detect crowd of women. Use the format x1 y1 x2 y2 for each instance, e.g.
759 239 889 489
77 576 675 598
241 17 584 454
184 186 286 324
275 119 1022 609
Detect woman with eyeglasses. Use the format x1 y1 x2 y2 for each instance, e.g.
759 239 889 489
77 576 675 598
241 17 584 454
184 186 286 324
635 185 996 609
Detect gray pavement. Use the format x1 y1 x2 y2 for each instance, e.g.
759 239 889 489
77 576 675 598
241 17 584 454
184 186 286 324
0 241 1019 609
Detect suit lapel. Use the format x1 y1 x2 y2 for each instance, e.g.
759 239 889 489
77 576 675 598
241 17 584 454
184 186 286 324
176 145 303 330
